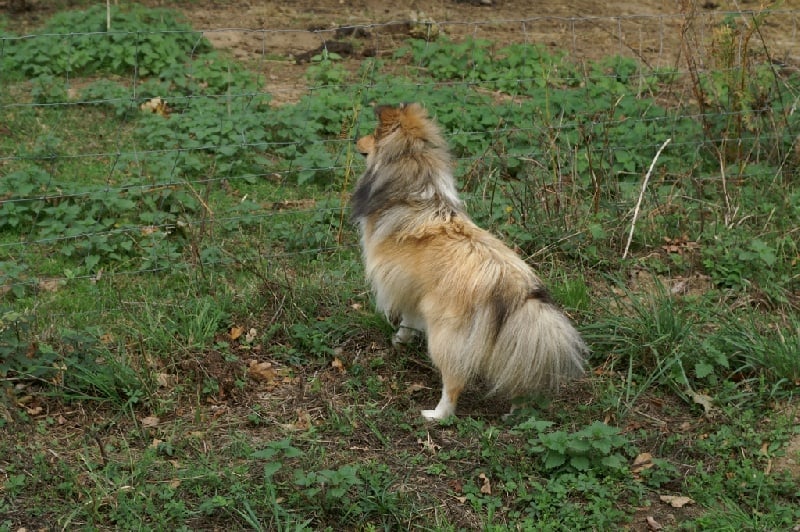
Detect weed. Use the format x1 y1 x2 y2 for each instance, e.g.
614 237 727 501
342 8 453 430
1 4 211 78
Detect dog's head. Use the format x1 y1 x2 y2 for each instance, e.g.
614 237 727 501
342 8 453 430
356 102 440 161
350 102 459 220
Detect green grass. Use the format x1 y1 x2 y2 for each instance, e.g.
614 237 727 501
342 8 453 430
1 3 799 530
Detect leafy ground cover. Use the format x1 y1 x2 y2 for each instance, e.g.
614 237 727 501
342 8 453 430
0 3 798 530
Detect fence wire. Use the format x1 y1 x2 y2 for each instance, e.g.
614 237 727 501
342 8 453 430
1 8 799 325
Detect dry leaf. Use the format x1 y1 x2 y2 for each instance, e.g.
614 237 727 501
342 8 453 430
245 327 258 343
230 326 245 341
646 516 664 530
17 394 33 405
156 373 172 388
479 473 492 495
331 357 346 373
759 441 770 456
99 333 114 344
141 415 160 428
293 409 311 430
660 495 694 508
686 388 716 415
633 452 654 474
150 438 163 449
405 382 428 394
455 495 467 504
25 406 43 416
247 360 277 383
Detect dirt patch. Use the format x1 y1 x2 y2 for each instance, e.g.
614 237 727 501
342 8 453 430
772 404 800 480
177 1 800 64
170 0 800 106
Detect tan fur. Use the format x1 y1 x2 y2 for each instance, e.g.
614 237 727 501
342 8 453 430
351 103 587 420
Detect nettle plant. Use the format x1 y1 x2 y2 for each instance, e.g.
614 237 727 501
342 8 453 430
0 4 211 78
513 420 631 474
0 165 198 275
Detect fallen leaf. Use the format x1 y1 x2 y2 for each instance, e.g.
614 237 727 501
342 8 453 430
759 441 770 456
686 388 716 415
405 382 428 394
479 473 492 495
633 452 654 474
293 409 311 431
17 395 33 405
99 333 114 344
230 326 245 341
331 357 346 373
25 406 43 416
245 327 258 343
141 416 160 428
455 495 467 504
247 360 276 383
646 516 664 530
660 495 694 508
156 373 172 388
150 438 163 449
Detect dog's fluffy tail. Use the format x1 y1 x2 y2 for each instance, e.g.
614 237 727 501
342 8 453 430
482 298 587 397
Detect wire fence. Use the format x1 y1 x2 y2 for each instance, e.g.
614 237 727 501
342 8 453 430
1 7 799 326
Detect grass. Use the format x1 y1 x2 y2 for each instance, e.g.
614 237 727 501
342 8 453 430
1 2 799 530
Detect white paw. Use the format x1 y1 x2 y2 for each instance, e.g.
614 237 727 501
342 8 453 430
421 407 455 421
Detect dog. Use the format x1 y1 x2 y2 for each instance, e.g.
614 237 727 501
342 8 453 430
350 102 588 420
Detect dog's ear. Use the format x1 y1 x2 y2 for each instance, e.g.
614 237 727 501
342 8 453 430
374 105 400 126
373 105 403 140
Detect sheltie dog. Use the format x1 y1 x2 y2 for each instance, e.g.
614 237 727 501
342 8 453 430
350 102 588 420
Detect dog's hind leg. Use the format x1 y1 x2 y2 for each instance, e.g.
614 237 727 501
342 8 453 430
421 371 464 421
421 327 467 420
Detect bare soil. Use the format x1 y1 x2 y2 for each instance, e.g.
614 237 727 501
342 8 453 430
180 0 800 105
